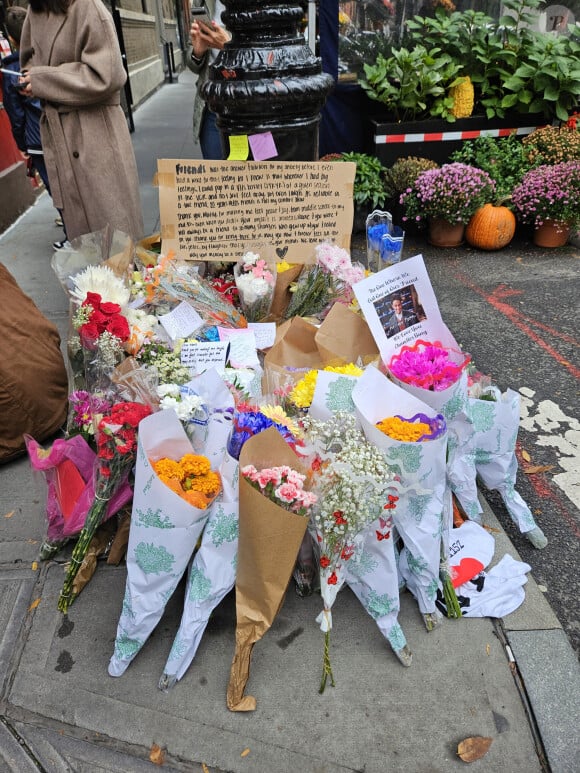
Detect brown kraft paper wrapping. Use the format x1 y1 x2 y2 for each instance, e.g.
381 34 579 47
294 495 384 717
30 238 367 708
262 316 323 393
314 303 380 368
226 428 309 712
268 264 304 322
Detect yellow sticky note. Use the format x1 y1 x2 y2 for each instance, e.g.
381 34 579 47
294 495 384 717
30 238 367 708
228 134 249 160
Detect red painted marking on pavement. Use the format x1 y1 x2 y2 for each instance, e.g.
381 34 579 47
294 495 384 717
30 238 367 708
516 443 580 538
452 270 580 380
518 313 580 347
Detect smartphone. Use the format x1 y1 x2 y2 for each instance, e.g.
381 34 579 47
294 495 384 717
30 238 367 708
191 5 213 32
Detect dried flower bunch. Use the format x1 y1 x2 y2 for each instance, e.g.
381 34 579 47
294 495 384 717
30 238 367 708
522 123 580 166
400 163 496 224
511 160 580 229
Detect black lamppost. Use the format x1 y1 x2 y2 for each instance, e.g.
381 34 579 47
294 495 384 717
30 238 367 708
202 0 334 161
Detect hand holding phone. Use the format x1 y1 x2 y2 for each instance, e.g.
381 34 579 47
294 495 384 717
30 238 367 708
191 5 213 33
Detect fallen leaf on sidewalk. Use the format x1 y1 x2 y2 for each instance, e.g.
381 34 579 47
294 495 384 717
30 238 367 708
521 450 531 462
241 748 250 758
523 465 554 475
149 743 165 765
457 736 493 762
202 764 210 773
483 525 501 534
4 511 15 519
28 598 40 611
31 561 38 571
486 644 490 656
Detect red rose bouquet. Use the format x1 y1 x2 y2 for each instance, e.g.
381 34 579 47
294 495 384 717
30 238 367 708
58 401 152 612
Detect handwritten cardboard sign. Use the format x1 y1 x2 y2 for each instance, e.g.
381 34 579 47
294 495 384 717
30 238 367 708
157 159 355 263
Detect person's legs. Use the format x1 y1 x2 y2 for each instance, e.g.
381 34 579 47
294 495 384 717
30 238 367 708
32 154 69 242
199 108 224 160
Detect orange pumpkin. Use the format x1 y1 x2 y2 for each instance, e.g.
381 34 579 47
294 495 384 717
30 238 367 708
465 203 516 250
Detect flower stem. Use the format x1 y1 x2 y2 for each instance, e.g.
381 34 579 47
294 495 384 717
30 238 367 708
57 496 109 613
319 629 336 693
440 564 462 619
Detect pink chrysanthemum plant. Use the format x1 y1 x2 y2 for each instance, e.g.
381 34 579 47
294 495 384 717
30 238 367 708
400 162 496 225
511 160 580 231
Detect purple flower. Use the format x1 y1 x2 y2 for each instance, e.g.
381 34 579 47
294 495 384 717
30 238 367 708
511 161 580 228
400 163 496 224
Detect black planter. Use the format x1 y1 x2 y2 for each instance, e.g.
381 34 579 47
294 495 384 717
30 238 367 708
202 1 334 161
370 114 547 168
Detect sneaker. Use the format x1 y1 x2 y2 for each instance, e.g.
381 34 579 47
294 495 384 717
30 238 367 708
54 216 64 227
53 239 72 250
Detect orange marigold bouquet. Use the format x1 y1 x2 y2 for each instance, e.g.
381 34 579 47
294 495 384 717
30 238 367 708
109 409 220 678
153 453 221 509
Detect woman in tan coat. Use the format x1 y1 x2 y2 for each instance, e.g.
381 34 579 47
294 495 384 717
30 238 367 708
18 0 143 242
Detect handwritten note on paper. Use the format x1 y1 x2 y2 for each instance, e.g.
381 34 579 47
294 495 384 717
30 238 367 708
157 159 356 262
228 135 249 161
159 301 204 341
248 321 276 350
218 327 260 368
249 132 277 161
180 340 230 375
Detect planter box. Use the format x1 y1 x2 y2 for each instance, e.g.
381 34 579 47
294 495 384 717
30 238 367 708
371 114 546 167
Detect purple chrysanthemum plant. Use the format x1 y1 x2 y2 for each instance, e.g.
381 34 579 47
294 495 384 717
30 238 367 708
400 162 496 225
511 161 580 231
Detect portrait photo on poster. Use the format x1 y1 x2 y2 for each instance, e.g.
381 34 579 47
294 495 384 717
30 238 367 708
373 285 427 340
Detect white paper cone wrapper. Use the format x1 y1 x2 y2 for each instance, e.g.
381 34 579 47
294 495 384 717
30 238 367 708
390 368 480 519
184 368 234 468
353 366 447 614
108 410 213 677
469 389 537 533
160 454 240 687
160 499 239 686
346 515 407 653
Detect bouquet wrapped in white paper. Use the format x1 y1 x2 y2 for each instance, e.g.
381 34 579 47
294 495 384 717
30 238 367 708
352 366 449 625
468 384 547 548
160 451 239 689
108 409 219 677
386 337 479 521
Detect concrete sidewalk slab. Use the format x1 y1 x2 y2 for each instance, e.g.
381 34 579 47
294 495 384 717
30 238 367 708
5 541 542 773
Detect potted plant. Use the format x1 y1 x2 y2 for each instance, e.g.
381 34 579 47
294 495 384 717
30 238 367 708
360 0 578 166
521 121 580 166
400 162 496 246
322 152 388 231
383 155 439 227
511 160 580 247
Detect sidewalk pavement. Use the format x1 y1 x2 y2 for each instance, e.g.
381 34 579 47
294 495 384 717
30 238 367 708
1 69 579 773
